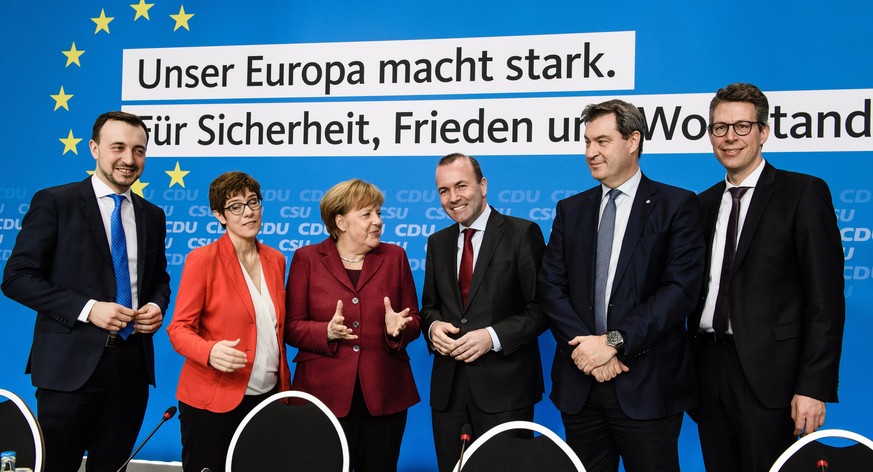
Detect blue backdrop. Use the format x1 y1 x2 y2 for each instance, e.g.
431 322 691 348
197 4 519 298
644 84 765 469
1 1 871 470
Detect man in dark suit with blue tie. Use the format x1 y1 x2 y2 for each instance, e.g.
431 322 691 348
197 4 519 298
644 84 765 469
692 83 845 472
539 99 705 472
2 111 171 471
422 153 547 472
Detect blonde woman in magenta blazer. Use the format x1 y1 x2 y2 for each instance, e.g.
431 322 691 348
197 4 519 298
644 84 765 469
286 178 420 472
167 172 290 472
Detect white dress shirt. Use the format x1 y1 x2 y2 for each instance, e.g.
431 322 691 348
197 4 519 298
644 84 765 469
699 159 766 334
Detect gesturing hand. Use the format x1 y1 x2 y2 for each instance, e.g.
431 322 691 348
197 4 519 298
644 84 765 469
208 339 247 373
327 300 358 341
384 296 411 337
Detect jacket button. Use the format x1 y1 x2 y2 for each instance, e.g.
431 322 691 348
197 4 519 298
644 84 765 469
460 318 468 324
352 297 359 304
353 345 360 352
352 321 360 328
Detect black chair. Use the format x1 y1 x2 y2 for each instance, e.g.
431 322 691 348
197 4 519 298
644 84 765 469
225 390 349 472
455 420 586 472
0 388 44 472
769 429 873 472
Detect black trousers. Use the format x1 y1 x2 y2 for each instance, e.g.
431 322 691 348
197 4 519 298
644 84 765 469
339 378 408 472
562 381 683 472
178 389 275 472
36 339 149 472
694 338 795 472
432 363 535 472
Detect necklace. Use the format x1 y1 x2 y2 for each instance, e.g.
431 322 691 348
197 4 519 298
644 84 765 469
339 255 365 263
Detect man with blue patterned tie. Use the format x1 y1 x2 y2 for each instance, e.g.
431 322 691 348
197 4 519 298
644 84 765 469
539 99 705 472
2 111 171 471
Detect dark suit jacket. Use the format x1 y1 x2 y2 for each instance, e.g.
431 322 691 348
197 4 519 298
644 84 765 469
285 238 420 418
2 178 171 391
421 208 546 413
693 163 844 407
167 234 291 413
539 174 704 420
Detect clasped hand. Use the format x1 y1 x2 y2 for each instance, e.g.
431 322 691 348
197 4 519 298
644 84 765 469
430 321 492 363
89 301 163 334
569 335 629 382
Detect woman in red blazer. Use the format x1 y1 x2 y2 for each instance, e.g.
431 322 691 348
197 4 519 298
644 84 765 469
167 172 290 472
286 178 420 472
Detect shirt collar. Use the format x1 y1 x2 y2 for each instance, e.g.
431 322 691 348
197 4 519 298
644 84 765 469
91 174 133 200
601 167 642 200
460 204 491 233
725 158 766 191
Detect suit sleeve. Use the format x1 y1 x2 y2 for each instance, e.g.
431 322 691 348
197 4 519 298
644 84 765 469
387 249 421 349
419 236 443 350
491 221 547 354
144 205 171 314
2 189 89 327
166 248 216 367
284 250 333 354
612 192 705 357
794 178 845 402
538 199 592 345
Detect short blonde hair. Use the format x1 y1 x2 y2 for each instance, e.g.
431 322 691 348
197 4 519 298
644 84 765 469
320 179 385 239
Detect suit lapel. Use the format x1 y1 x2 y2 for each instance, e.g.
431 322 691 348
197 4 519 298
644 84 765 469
259 245 283 320
465 209 504 310
131 193 147 296
79 180 112 262
318 239 357 293
438 224 463 307
573 188 600 315
734 163 776 270
357 244 385 290
612 175 656 294
219 234 257 322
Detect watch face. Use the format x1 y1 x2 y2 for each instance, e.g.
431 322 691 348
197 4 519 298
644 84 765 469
607 331 623 347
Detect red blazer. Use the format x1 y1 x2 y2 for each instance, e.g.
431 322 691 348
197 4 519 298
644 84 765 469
285 238 420 417
167 234 291 413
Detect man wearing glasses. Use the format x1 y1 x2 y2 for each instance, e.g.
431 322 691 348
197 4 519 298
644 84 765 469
692 83 845 471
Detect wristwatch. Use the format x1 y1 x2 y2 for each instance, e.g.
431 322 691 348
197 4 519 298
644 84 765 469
606 330 624 351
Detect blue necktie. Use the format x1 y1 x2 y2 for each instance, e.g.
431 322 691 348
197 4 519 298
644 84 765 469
594 189 620 335
110 194 134 339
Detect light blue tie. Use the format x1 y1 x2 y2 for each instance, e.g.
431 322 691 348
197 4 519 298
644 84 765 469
110 194 134 339
594 189 620 335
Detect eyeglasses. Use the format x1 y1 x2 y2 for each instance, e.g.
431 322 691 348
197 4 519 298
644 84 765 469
708 121 764 137
224 198 262 215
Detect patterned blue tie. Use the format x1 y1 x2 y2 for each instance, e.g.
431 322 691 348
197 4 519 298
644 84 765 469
594 188 620 335
110 194 134 339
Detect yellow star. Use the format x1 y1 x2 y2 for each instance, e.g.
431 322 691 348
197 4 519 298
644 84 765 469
62 42 85 67
92 8 115 34
51 86 74 111
59 130 83 155
130 179 150 197
130 0 154 21
165 161 190 188
170 5 194 31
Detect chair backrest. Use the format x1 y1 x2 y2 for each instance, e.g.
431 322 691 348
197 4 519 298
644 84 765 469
0 388 44 472
769 428 873 472
225 390 349 472
455 420 586 472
